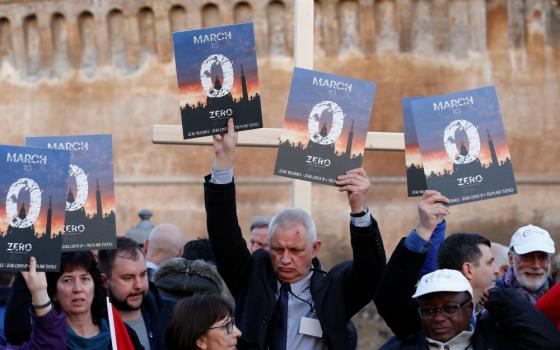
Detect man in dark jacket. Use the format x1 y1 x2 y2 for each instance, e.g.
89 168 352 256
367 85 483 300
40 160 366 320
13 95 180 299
387 269 560 350
98 237 175 350
205 119 386 349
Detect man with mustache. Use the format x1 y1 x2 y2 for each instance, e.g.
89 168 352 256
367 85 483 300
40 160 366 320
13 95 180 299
98 237 175 350
496 224 556 303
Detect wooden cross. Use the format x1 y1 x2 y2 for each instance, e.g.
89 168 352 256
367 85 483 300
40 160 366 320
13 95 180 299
152 2 405 213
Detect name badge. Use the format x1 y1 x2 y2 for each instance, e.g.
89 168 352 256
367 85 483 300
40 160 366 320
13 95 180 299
299 317 323 338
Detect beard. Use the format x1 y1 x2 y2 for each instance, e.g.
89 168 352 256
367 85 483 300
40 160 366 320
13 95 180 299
107 288 146 311
512 259 550 292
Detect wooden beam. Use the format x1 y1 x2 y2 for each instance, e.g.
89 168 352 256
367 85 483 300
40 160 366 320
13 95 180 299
292 1 314 213
152 125 405 151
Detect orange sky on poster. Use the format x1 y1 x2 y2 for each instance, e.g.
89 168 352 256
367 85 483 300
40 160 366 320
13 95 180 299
0 197 115 237
83 198 115 216
178 78 259 107
282 118 366 156
0 207 65 238
405 145 423 166
422 144 512 174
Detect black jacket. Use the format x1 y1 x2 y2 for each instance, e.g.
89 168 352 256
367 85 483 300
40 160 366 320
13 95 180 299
204 177 386 350
375 239 560 350
374 238 426 340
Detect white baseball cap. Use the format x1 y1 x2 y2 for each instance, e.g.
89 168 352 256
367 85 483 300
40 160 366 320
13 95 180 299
412 269 473 299
510 224 555 255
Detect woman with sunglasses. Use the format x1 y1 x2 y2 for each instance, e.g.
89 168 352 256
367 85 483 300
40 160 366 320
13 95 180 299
165 294 241 350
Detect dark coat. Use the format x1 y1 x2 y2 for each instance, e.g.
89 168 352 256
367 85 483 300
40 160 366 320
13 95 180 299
375 239 560 350
374 238 426 340
204 177 386 350
141 282 176 350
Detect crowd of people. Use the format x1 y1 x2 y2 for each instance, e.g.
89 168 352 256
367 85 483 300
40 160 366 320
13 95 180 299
3 119 560 349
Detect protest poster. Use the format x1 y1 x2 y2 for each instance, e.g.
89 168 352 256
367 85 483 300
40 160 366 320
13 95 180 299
275 67 376 186
403 97 427 196
27 135 116 251
0 145 69 271
173 23 262 139
411 86 517 205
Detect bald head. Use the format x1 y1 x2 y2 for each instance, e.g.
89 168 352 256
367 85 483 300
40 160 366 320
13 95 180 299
144 223 184 266
491 242 510 279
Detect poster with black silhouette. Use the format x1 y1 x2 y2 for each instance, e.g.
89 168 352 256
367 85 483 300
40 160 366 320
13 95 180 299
274 68 376 186
411 86 517 205
0 145 69 271
173 23 263 139
26 135 116 251
404 97 428 197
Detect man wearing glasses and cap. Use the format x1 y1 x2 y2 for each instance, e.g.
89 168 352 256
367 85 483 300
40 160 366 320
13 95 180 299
496 224 556 303
386 269 560 349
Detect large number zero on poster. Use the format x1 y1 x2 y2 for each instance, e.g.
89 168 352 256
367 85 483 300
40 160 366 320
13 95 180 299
66 164 88 211
6 178 41 228
443 119 481 164
200 54 234 98
308 101 344 145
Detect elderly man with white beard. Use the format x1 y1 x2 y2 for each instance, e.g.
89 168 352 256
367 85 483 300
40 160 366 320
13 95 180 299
496 224 556 303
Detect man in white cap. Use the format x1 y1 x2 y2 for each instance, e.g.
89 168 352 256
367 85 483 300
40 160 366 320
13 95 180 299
375 191 499 343
496 224 556 303
386 269 560 349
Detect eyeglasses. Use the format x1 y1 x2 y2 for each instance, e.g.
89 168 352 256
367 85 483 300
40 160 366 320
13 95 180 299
418 298 472 319
209 317 236 334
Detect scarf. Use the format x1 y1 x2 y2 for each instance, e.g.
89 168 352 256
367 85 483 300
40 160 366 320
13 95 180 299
503 267 549 304
67 318 111 350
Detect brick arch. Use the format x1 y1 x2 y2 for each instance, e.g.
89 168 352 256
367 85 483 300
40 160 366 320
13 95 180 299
78 10 96 75
267 0 288 56
202 2 220 28
234 1 252 24
107 8 128 71
51 12 70 76
137 6 157 61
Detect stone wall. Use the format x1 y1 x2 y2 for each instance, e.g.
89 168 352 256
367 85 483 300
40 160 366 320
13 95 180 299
0 0 558 260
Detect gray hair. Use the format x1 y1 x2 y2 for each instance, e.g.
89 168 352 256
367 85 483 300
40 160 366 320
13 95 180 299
268 208 317 244
491 242 509 267
249 216 271 231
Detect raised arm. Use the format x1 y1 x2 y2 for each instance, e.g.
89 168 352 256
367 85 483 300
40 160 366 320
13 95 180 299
374 190 450 339
12 257 67 350
204 118 251 295
335 168 386 318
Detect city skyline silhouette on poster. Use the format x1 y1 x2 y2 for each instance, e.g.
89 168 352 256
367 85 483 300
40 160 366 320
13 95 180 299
403 97 427 197
411 86 517 205
0 145 70 271
274 68 376 186
173 23 262 139
26 135 116 251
